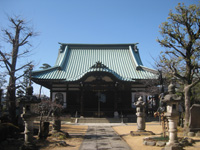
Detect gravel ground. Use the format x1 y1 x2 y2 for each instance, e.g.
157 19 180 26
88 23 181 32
1 122 200 150
39 125 88 150
113 122 200 150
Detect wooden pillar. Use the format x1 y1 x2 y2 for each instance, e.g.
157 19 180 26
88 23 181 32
114 82 118 111
114 91 118 111
80 83 84 116
80 92 84 116
50 89 52 100
65 85 68 109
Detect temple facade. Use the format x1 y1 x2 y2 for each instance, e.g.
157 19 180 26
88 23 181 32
31 43 159 117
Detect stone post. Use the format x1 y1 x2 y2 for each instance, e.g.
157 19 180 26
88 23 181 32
167 116 179 145
52 113 61 133
19 86 40 150
24 118 34 145
162 83 183 150
21 105 35 149
52 95 62 133
134 96 146 132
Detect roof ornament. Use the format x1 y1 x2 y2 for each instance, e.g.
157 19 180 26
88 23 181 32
134 45 138 52
90 61 108 69
59 44 65 53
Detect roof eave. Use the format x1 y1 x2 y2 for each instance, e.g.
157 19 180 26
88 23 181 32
58 42 139 47
31 66 60 75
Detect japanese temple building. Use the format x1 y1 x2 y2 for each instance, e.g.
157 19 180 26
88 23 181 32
31 43 159 117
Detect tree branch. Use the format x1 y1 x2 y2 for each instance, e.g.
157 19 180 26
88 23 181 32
189 78 200 89
3 29 14 44
19 32 33 46
15 70 28 81
0 50 11 72
17 50 30 58
172 67 186 81
15 61 33 72
15 85 23 90
166 51 179 57
167 42 186 58
10 18 24 29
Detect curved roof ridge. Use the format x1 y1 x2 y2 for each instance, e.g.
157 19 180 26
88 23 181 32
58 42 138 46
66 64 133 82
66 61 135 81
138 65 158 75
55 45 68 66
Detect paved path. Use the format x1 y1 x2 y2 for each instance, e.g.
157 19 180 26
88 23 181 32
79 126 131 150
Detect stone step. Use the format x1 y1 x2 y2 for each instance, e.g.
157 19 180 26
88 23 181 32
77 118 122 123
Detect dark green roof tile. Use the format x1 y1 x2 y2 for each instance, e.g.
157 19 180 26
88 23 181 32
32 43 158 81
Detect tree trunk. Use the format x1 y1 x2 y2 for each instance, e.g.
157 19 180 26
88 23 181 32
7 28 19 124
38 121 49 140
0 89 2 114
7 85 16 124
39 85 42 98
184 85 191 129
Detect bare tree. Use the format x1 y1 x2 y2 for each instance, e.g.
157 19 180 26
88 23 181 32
17 65 34 97
32 99 62 139
157 3 200 129
0 15 37 123
136 79 160 97
38 63 51 98
0 73 7 89
0 72 7 114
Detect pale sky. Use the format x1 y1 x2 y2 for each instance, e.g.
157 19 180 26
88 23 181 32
0 0 198 96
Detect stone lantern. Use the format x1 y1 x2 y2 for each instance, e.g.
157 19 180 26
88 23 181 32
134 96 146 132
162 83 183 150
52 96 62 133
19 86 40 149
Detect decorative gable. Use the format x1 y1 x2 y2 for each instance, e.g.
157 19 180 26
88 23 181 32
90 61 109 69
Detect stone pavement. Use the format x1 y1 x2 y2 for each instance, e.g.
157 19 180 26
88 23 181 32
79 125 131 150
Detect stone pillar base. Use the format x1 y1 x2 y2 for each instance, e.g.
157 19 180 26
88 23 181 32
162 143 183 150
52 119 61 133
137 129 146 132
188 132 195 137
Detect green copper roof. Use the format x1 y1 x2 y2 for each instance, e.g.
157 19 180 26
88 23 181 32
32 43 158 82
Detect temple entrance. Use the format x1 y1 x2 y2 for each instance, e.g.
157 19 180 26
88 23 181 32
83 90 115 117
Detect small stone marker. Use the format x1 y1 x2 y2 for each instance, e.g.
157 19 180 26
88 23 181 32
189 104 200 135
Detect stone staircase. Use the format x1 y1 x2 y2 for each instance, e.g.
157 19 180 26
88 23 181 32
77 117 123 123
